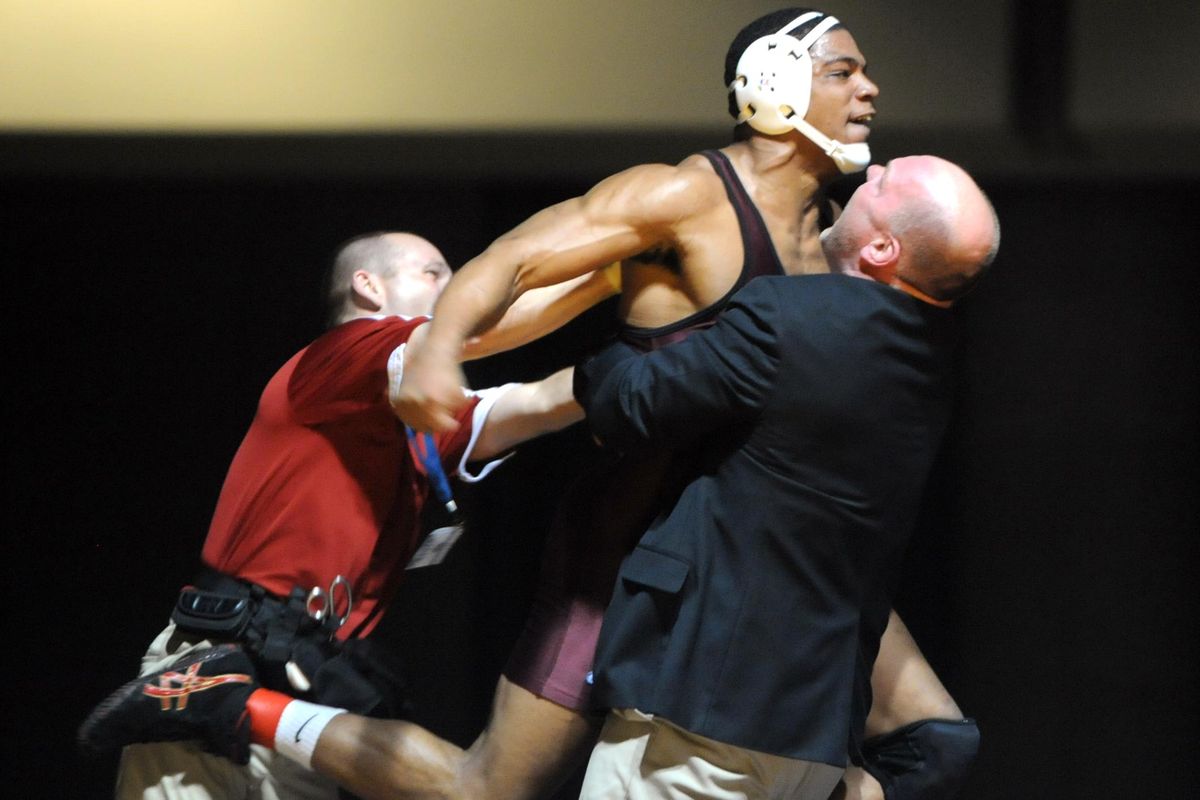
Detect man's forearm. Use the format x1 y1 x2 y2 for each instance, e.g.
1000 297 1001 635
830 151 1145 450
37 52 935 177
471 368 582 459
423 249 524 362
431 227 636 362
462 268 619 362
392 246 528 433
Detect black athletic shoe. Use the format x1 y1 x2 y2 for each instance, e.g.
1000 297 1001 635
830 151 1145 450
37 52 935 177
78 644 259 765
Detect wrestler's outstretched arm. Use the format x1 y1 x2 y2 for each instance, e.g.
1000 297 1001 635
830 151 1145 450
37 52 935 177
460 266 621 362
393 162 719 433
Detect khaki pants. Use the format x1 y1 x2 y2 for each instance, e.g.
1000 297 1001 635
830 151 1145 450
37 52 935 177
115 620 340 800
580 708 843 800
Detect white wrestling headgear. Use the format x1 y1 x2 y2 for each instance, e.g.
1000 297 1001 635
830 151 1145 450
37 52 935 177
729 11 871 174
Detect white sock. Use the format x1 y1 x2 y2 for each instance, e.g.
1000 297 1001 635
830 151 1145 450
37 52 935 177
274 699 347 771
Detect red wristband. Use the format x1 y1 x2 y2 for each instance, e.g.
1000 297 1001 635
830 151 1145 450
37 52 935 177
246 688 293 748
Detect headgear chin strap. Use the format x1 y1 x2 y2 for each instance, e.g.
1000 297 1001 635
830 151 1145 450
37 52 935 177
790 116 872 174
730 11 871 174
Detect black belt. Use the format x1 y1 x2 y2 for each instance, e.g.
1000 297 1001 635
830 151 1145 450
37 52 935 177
172 566 408 718
191 564 276 598
173 566 341 672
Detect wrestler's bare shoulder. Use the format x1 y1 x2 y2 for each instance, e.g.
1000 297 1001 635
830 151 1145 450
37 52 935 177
585 156 727 223
662 152 728 206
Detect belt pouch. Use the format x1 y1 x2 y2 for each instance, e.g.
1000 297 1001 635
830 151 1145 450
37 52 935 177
171 586 253 637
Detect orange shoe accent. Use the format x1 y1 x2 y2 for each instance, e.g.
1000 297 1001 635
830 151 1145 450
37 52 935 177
246 688 293 747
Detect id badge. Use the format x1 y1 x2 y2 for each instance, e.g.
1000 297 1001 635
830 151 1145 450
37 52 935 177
406 524 465 569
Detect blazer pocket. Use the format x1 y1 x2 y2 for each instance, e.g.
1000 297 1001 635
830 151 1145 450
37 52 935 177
620 546 690 594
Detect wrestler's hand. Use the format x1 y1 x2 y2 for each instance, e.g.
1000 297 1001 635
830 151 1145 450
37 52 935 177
828 767 884 800
392 342 468 433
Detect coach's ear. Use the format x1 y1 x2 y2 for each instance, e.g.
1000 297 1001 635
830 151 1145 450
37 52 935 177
351 269 385 312
859 235 900 285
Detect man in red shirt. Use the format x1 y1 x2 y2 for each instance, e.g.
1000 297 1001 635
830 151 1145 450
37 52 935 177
104 231 600 799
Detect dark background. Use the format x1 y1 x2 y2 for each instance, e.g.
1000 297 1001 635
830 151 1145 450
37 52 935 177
4 115 1197 800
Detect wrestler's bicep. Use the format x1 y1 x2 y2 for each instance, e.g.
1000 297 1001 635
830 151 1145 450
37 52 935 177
508 165 716 292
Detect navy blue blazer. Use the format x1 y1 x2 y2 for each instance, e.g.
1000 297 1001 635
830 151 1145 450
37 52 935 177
574 274 955 767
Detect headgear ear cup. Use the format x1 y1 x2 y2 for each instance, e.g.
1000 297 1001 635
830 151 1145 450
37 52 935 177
732 11 824 133
729 12 871 173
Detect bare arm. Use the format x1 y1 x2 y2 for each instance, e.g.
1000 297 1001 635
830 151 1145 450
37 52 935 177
460 265 620 361
392 330 580 459
469 367 582 461
395 162 717 432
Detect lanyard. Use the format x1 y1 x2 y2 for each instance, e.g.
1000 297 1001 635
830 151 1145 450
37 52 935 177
405 427 459 518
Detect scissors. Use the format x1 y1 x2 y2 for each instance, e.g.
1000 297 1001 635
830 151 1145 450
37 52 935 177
304 574 353 628
286 576 354 692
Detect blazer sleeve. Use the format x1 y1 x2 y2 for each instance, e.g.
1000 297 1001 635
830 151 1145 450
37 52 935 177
578 280 782 451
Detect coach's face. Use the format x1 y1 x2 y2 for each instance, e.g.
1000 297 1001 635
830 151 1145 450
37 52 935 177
378 234 452 318
820 158 923 280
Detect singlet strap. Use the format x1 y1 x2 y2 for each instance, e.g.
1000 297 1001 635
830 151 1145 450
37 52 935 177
618 317 719 352
699 149 786 287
